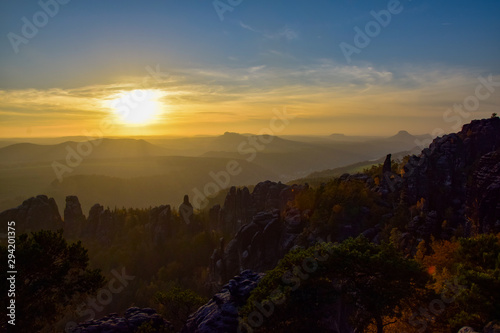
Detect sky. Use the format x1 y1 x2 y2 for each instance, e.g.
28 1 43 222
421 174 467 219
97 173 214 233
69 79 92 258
0 0 499 138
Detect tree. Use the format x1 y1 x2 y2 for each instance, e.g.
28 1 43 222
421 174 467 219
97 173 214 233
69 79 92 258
155 286 207 330
241 237 430 332
416 234 500 332
1 230 105 331
447 234 500 330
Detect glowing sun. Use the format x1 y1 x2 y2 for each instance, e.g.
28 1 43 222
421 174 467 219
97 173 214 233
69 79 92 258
109 89 164 125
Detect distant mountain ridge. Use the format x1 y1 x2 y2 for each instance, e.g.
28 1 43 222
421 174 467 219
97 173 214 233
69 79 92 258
0 129 434 212
0 138 171 164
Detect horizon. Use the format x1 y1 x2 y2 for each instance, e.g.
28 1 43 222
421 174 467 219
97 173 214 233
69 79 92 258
0 129 429 141
1 1 499 138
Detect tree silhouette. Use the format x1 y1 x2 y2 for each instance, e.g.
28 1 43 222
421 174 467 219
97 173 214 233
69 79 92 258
0 230 105 331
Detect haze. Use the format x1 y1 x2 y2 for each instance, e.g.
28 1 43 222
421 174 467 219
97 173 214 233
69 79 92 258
1 0 499 138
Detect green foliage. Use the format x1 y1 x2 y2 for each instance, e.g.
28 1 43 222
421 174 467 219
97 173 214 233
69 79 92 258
155 285 207 330
302 178 390 243
447 235 500 330
363 160 400 179
418 234 500 332
241 237 429 332
0 230 105 331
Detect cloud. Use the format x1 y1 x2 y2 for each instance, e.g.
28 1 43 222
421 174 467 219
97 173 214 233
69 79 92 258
239 22 299 41
1 61 498 137
239 21 259 33
265 26 299 41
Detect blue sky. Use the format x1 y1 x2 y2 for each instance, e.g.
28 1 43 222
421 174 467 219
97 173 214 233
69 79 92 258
0 0 499 137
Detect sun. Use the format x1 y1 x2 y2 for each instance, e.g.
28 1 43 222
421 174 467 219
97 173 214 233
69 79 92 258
108 89 164 125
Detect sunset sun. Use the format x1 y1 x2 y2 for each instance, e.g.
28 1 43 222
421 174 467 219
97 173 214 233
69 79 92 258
108 89 164 125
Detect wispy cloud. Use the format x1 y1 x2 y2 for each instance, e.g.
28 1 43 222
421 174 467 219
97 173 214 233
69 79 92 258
265 26 299 41
239 21 260 33
239 21 299 41
1 62 498 136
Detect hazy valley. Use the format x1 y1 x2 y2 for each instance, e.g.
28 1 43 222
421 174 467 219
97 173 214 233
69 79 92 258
0 130 429 213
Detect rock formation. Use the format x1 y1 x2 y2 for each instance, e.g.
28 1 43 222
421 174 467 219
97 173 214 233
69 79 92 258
182 270 263 333
64 195 86 238
149 204 172 246
0 195 62 232
208 182 308 285
403 117 500 237
466 150 500 234
210 181 308 235
68 307 172 333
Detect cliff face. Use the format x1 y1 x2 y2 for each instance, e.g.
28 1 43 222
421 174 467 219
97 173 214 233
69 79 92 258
466 150 500 234
403 117 500 236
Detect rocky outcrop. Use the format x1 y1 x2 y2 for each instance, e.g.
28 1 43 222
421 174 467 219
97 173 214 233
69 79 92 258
216 186 254 235
0 195 62 232
62 196 180 245
403 117 500 237
182 270 263 333
211 181 308 235
68 307 172 333
209 182 309 285
189 269 356 333
64 195 86 238
81 204 116 245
